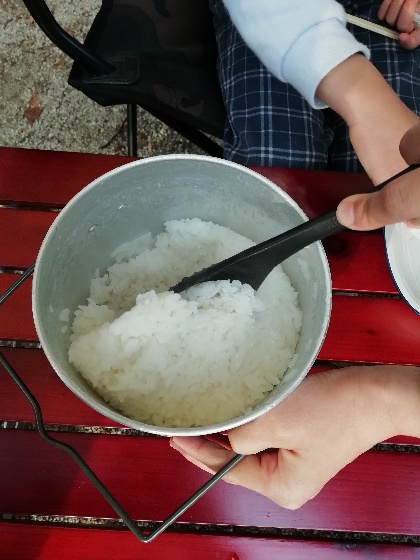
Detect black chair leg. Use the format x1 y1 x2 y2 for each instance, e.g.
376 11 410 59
127 102 223 158
142 107 224 158
127 104 138 157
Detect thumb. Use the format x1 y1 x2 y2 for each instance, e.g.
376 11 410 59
337 169 420 230
399 29 420 51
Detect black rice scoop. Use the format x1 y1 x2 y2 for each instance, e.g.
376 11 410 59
171 165 419 293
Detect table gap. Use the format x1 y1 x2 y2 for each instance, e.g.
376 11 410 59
2 515 420 545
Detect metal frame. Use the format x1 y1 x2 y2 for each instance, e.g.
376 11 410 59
0 266 243 544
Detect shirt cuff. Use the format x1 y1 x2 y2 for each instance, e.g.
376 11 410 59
281 18 371 109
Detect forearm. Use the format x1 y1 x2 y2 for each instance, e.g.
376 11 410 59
355 365 420 440
316 54 413 129
225 365 420 458
221 0 369 108
381 365 420 438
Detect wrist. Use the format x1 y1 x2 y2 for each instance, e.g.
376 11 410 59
364 366 420 439
386 366 420 438
316 54 409 127
317 54 418 183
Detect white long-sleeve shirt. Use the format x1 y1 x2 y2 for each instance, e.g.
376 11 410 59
221 0 370 108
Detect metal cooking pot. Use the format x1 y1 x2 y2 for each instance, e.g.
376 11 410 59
32 155 331 436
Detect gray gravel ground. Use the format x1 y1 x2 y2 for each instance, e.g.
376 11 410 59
1 0 204 156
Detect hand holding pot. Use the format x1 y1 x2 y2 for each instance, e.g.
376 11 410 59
170 366 420 509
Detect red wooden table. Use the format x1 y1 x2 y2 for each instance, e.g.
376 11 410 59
1 147 420 559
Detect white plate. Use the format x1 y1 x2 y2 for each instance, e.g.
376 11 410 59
384 223 420 315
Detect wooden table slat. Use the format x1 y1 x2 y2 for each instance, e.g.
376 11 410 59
319 295 420 365
324 231 397 294
0 208 57 269
0 274 36 341
0 148 134 207
0 149 371 211
1 431 420 536
252 166 374 217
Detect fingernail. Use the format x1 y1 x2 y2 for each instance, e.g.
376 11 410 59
337 200 355 227
406 217 420 228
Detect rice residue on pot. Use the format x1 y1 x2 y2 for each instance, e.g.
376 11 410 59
68 218 302 428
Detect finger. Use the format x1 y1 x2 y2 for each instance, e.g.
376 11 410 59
400 121 420 163
396 0 417 31
336 169 420 229
204 433 232 450
171 436 329 509
228 380 322 455
398 30 420 49
406 217 420 227
228 409 288 455
170 436 235 476
378 0 394 20
170 435 280 491
383 0 405 25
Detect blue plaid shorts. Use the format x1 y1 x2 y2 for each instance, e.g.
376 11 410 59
209 0 420 170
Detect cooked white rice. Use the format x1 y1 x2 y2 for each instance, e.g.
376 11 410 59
68 218 302 428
